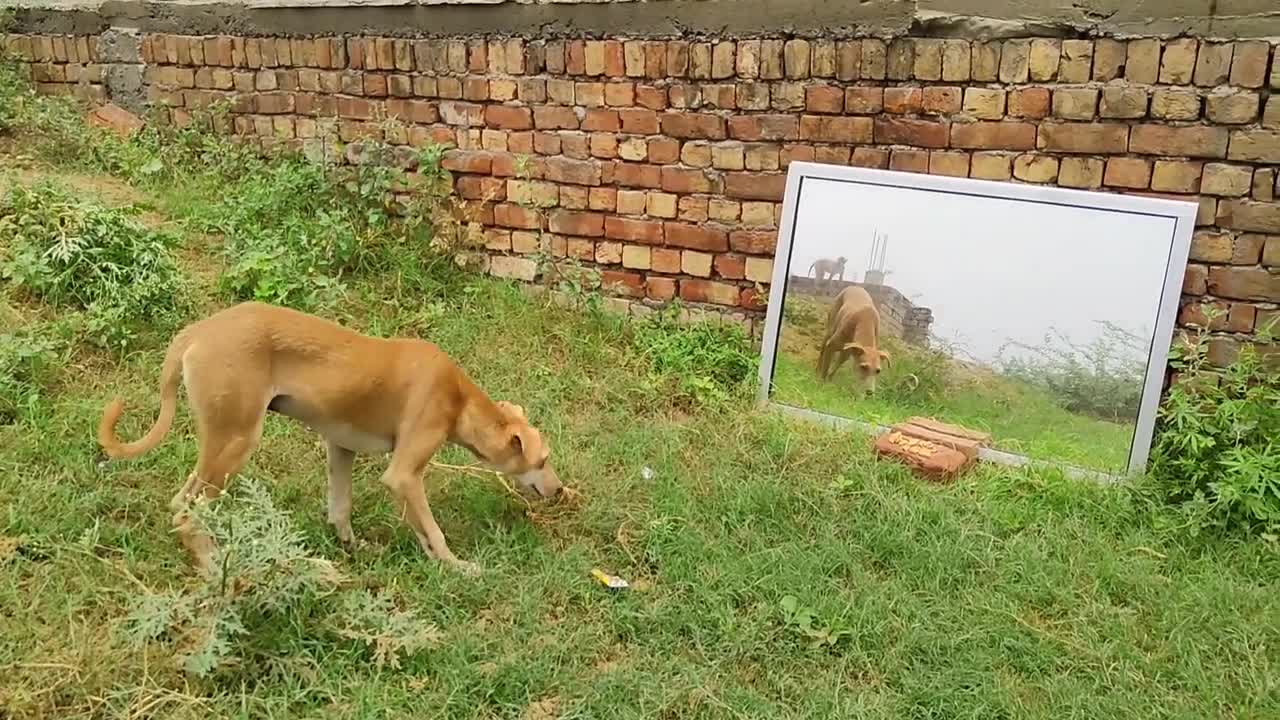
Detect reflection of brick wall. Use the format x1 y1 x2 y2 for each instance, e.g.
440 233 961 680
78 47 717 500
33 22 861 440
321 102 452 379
787 275 933 346
3 27 1279 363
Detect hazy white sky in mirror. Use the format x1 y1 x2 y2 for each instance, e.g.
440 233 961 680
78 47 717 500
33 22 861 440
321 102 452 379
785 177 1178 363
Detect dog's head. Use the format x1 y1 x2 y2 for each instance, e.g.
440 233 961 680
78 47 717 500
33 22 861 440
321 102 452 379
843 343 890 393
491 401 563 500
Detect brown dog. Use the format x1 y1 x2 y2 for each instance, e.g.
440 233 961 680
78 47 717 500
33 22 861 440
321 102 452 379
816 286 890 392
97 301 563 576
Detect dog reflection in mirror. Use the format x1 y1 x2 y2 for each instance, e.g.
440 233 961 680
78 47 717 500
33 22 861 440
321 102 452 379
817 286 891 394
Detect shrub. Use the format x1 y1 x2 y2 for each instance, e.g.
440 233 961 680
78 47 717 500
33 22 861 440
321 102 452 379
123 477 441 677
0 322 64 422
631 305 758 405
1149 321 1280 536
0 183 190 351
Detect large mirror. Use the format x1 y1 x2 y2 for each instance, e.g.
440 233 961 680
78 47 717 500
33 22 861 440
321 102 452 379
759 163 1196 477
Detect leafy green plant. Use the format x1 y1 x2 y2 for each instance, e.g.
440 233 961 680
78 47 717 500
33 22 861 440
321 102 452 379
122 477 440 677
0 323 64 422
998 322 1147 423
0 183 189 351
631 304 758 406
1149 319 1280 536
778 595 852 650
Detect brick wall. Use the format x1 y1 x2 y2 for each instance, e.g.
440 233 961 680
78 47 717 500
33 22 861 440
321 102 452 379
4 30 1279 363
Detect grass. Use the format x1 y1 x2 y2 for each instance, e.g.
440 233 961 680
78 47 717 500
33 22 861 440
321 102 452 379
770 294 1134 473
2 75 1280 719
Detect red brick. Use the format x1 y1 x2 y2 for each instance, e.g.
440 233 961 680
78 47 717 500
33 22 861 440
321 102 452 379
456 176 505 201
647 138 680 164
442 149 492 174
1008 87 1050 119
665 223 729 251
647 276 678 300
798 115 873 143
724 172 787 201
1037 122 1129 154
660 112 727 139
740 287 769 311
950 121 1036 150
661 167 717 193
601 270 645 298
680 279 741 306
890 149 930 173
493 203 542 230
615 161 663 188
635 85 667 110
1103 157 1152 189
729 229 778 254
548 210 604 237
873 117 949 148
883 87 922 114
780 144 816 167
714 253 747 280
604 216 665 244
1207 266 1280 301
805 84 844 113
582 109 621 132
533 106 579 130
1130 124 1229 159
851 147 891 169
619 108 659 134
544 156 602 186
922 86 962 114
727 114 800 141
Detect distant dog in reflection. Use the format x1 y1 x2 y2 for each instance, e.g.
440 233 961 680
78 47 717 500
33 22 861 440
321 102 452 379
817 286 890 393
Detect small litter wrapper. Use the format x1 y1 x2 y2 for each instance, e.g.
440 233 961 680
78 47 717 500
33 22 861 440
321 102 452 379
590 568 630 591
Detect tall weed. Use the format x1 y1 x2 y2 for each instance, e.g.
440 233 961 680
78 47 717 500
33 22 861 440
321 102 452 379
1149 319 1280 536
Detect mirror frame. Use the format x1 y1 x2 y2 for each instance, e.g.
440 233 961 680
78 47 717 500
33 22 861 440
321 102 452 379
757 162 1198 480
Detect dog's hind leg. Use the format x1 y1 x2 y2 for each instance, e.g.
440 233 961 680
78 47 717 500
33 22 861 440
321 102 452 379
325 441 356 546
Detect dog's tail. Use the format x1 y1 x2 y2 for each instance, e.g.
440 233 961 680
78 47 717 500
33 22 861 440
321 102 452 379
98 331 190 460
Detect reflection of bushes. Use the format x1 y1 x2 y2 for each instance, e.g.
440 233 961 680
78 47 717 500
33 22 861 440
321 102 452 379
875 337 949 406
996 323 1146 423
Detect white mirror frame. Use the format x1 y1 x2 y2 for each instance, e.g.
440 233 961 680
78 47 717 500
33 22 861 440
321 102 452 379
757 162 1198 481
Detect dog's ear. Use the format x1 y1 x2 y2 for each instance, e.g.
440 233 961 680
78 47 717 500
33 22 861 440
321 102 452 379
507 424 541 465
842 342 867 356
878 350 891 366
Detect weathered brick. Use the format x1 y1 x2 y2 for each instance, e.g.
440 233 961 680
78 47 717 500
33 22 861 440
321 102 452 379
1150 88 1201 121
1202 163 1254 196
714 253 746 279
658 167 714 194
1013 154 1059 183
972 41 1001 82
725 115 798 143
729 229 778 254
950 121 1036 151
1265 97 1280 128
1058 40 1093 83
869 117 948 148
837 40 862 81
661 112 726 140
922 87 962 115
739 201 775 227
1194 42 1233 86
590 133 619 159
886 38 914 80
1104 157 1152 189
680 278 740 306
784 39 811 79
533 106 579 130
708 198 741 223
544 156 602 186
548 210 604 237
1232 234 1266 264
711 142 745 171
962 88 1005 120
941 39 971 82
1183 263 1209 295
889 149 930 173
1100 85 1148 119
800 115 874 144
735 39 761 79
883 87 922 114
1264 236 1280 267
1052 88 1098 120
576 82 606 107
811 40 836 78
1151 160 1203 193
678 196 709 223
805 84 844 114
998 40 1030 83
1130 124 1228 158
814 146 851 165
1159 38 1198 84
929 151 969 178
605 82 635 107
680 141 712 168
745 256 774 283
1058 157 1104 188
646 275 678 300
970 152 1013 180
1028 39 1060 81
621 244 651 269
861 39 887 79
780 144 816 167
1206 90 1260 124
711 41 736 79
1126 39 1160 83
845 87 884 115
485 105 532 130
1038 122 1129 154
604 216 664 244
1008 87 1050 119
745 143 780 171
771 82 806 111
1230 41 1270 88
724 172 787 201
1217 199 1280 234
1255 169 1277 202
1207 265 1280 301
913 39 943 81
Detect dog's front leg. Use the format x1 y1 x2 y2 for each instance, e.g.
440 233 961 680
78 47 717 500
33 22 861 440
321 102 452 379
379 431 480 576
325 441 357 546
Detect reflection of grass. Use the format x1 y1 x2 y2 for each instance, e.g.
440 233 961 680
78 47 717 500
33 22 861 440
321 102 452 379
773 296 1133 473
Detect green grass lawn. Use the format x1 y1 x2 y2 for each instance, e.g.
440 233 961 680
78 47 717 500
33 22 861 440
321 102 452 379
2 111 1279 718
769 295 1135 473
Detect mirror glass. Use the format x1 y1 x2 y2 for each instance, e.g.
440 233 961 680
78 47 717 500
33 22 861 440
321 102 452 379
762 165 1194 476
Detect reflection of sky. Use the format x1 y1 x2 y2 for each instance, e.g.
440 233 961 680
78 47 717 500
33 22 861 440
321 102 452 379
786 177 1177 363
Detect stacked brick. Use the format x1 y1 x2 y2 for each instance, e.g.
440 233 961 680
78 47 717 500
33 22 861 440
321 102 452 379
1 34 105 102
4 32 1279 361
